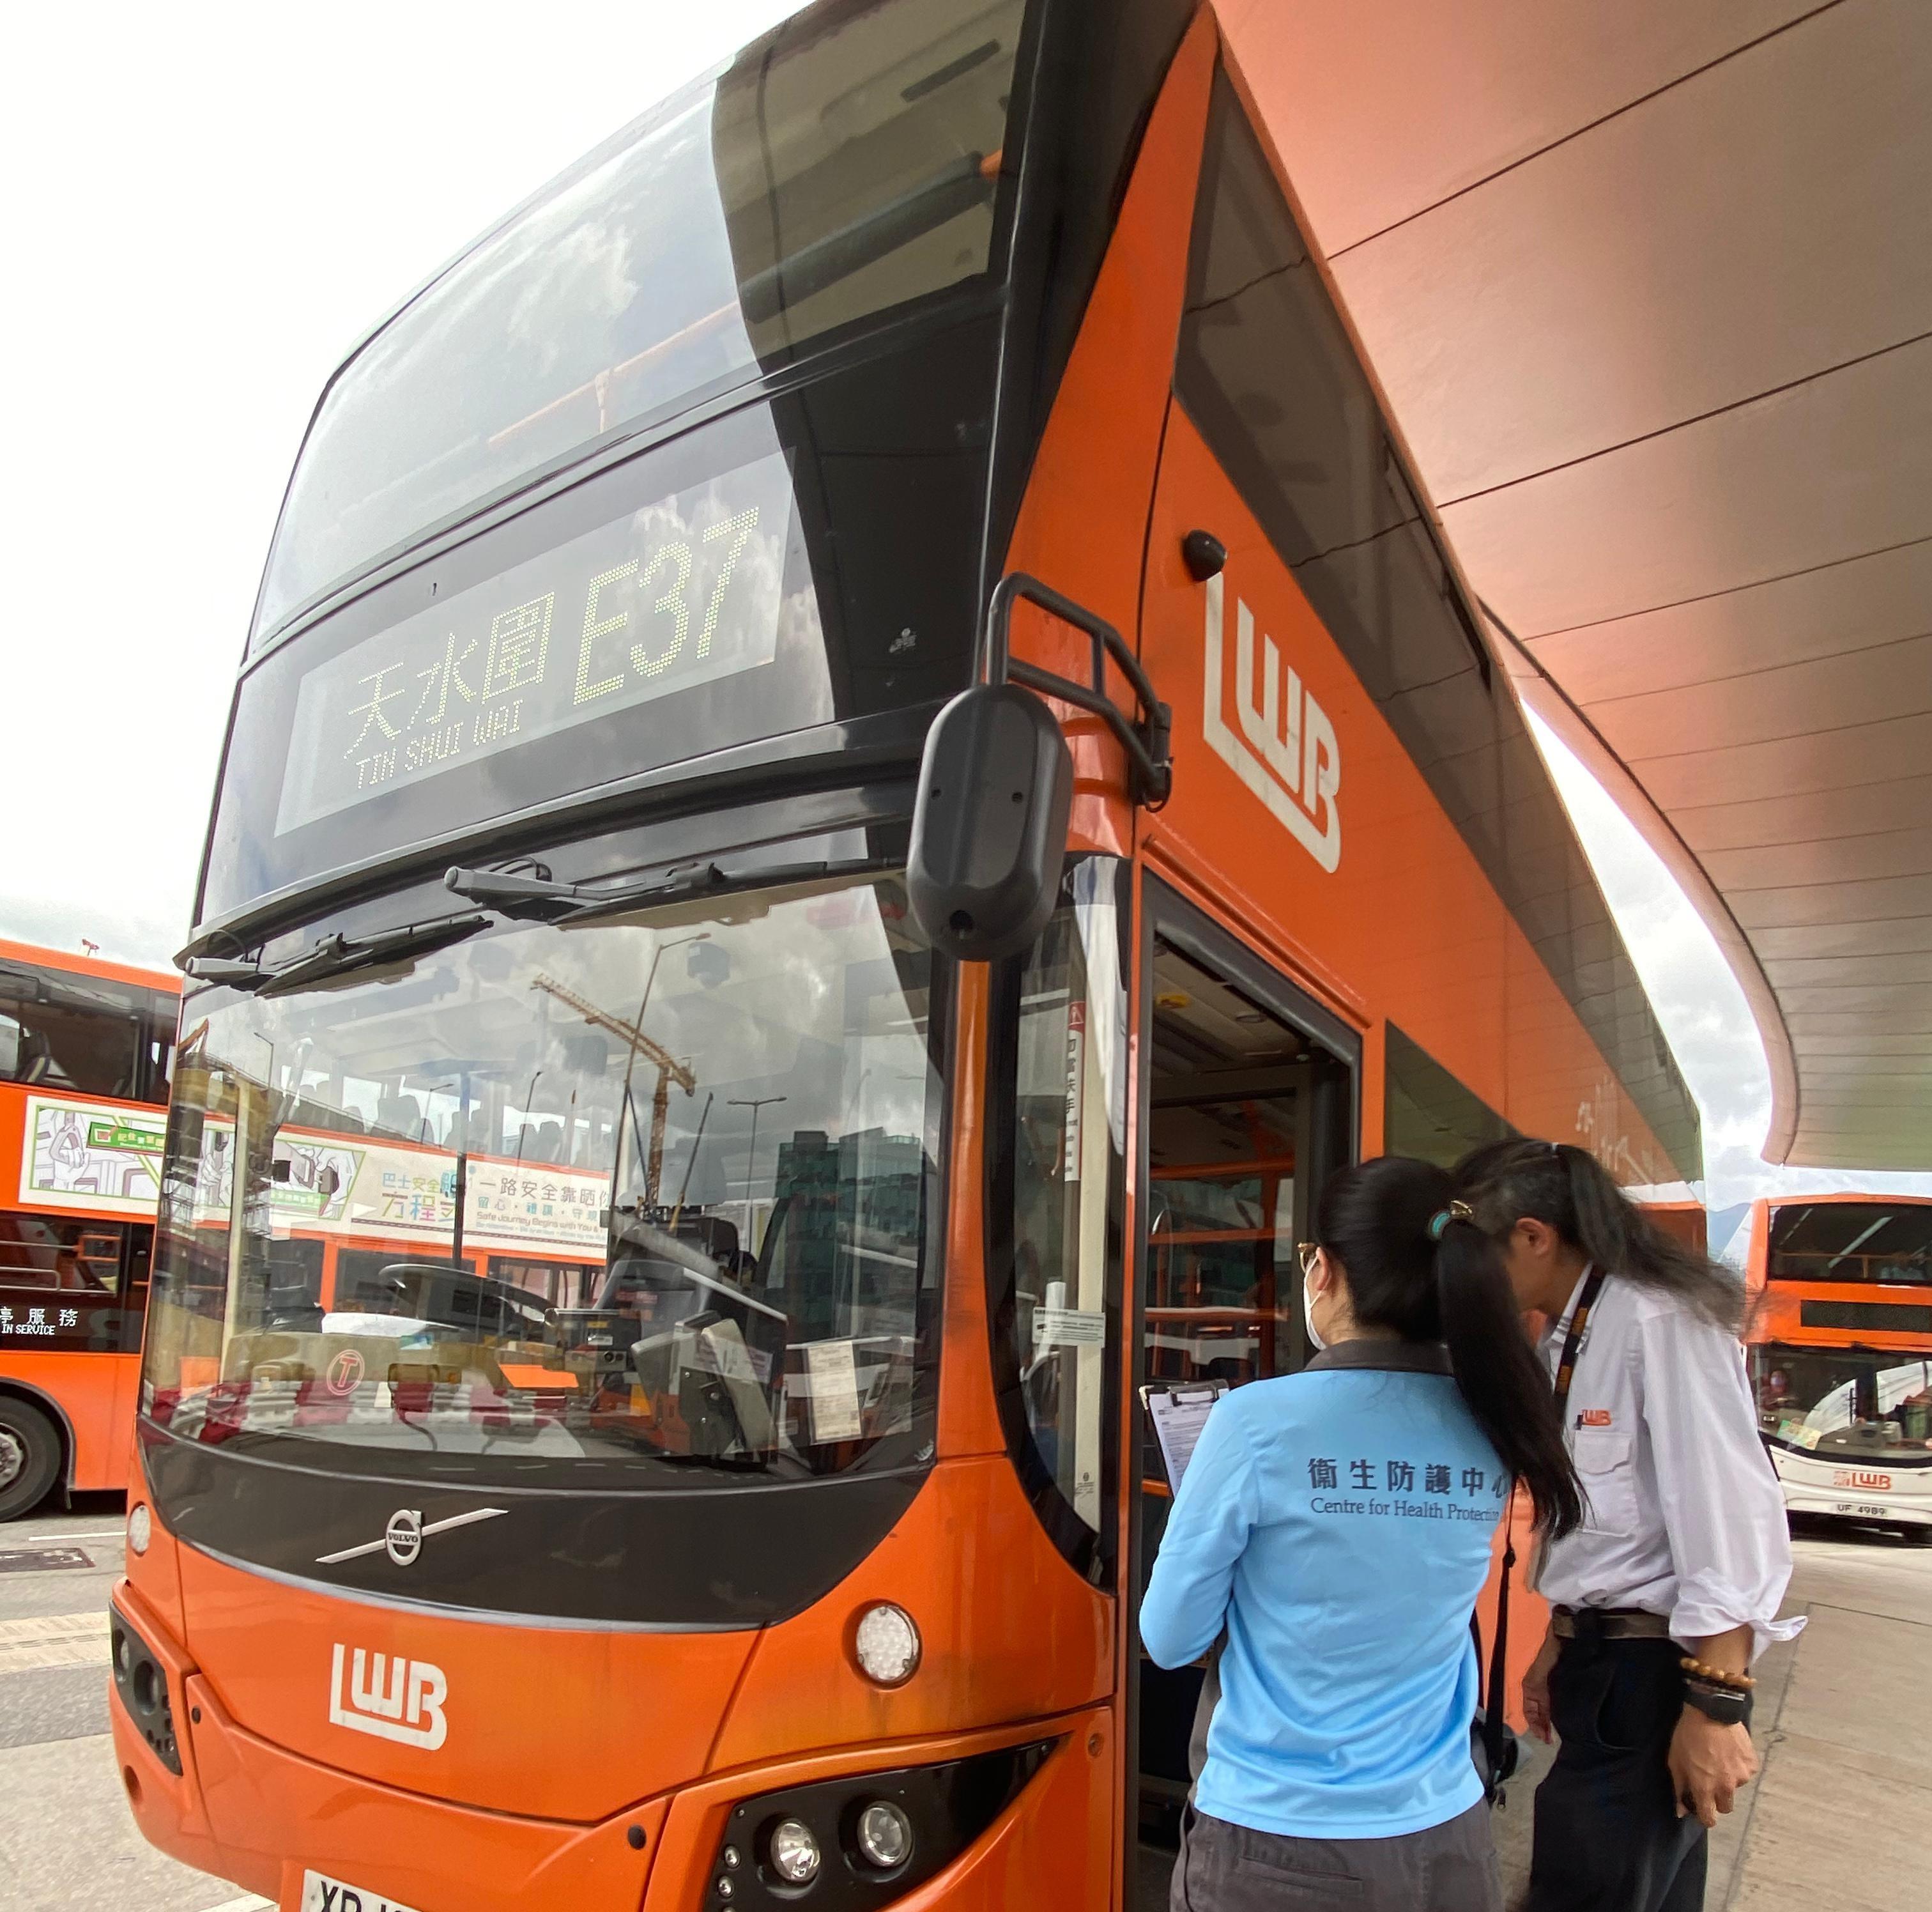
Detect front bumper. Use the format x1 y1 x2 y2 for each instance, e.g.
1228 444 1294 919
109 1580 1112 1912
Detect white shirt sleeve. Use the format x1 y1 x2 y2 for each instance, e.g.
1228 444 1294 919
1638 1308 1805 1661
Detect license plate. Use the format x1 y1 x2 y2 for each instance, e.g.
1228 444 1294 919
300 1869 424 1912
1834 1502 1890 1518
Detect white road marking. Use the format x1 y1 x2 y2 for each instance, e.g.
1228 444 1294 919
27 1530 126 1543
0 1610 111 1673
201 1898 273 1911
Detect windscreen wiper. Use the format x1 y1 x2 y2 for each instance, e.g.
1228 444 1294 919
184 913 490 996
443 854 896 925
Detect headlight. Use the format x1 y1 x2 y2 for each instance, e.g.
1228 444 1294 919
711 1739 1055 1908
769 1818 822 1885
126 1503 152 1555
855 1800 912 1870
852 1603 920 1686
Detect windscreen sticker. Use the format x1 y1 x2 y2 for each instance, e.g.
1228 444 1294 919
798 1338 864 1444
18 1094 165 1216
273 447 797 836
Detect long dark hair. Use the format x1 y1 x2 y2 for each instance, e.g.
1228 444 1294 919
1317 1155 1583 1539
1452 1137 1744 1332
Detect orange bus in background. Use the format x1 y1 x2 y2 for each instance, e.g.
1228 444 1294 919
117 4 1705 1907
0 938 178 1518
1745 1192 1932 1539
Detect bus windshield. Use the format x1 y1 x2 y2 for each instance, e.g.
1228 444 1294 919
142 871 944 1488
255 0 1027 644
1756 1344 1932 1463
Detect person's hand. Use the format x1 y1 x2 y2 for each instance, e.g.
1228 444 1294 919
1521 1628 1560 1744
1668 1709 1758 1826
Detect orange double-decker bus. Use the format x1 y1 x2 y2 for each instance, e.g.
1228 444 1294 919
1745 1192 1932 1539
116 4 1702 1906
0 938 178 1518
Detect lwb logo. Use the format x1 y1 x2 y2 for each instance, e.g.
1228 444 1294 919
328 1644 448 1750
1202 572 1341 871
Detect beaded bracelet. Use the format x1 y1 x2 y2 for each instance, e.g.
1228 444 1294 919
1679 1656 1754 1692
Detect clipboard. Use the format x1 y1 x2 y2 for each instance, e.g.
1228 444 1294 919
1139 1380 1229 1494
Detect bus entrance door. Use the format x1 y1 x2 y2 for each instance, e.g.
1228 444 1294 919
1127 886 1356 1906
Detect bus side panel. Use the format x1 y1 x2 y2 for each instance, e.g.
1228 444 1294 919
1499 924 1679 1186
1138 403 1508 1111
997 10 1220 861
1138 400 1682 1180
0 1351 134 1488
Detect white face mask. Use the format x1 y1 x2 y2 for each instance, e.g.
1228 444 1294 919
1303 1263 1328 1352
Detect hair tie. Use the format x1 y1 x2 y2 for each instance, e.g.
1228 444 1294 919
1428 1200 1475 1241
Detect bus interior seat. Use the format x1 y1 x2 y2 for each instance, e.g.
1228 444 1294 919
376 1093 424 1139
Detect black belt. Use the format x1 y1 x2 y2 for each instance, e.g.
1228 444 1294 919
1552 1605 1673 1642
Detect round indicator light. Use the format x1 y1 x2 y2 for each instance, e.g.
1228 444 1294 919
855 1801 913 1870
126 1503 151 1556
852 1603 921 1686
769 1819 822 1885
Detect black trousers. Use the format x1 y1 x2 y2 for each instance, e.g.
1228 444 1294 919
1527 1635 1706 1912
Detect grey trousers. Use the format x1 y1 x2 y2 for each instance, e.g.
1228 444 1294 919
1172 1801 1502 1912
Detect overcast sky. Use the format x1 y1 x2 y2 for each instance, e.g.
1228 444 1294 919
4 1 1919 1226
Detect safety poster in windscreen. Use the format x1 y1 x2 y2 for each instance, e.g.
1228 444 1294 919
273 449 796 836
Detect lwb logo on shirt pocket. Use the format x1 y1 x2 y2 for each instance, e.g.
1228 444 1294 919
1572 1428 1639 1538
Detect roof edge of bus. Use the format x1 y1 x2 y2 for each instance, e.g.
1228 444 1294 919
0 935 181 995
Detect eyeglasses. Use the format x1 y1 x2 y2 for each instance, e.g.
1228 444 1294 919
1297 1242 1321 1278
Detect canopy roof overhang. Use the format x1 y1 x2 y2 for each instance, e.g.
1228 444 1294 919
1220 0 1932 1171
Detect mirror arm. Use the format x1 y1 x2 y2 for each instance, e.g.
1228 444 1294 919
1007 661 1169 806
982 572 1173 806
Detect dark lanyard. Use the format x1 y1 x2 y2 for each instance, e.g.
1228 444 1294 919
1552 1264 1609 1424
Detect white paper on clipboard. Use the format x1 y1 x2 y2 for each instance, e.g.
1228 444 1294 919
1141 1381 1228 1493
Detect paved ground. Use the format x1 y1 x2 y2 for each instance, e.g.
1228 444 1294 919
1496 1513 1932 1909
0 1495 266 1912
3 1497 1927 1909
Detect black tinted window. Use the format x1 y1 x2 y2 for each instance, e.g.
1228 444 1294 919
0 961 149 1100
1769 1203 1932 1286
1384 1026 1512 1169
256 0 1027 639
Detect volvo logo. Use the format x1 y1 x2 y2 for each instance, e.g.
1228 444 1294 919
385 1509 424 1567
315 1504 509 1567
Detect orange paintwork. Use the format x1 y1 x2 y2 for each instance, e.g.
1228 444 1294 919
118 6 1705 1903
0 934 176 998
1644 1201 1708 1257
999 12 1218 861
937 962 1004 1461
0 1349 141 1489
1138 402 1678 1185
175 1542 755 1824
1745 1191 1932 1355
709 1456 1110 1773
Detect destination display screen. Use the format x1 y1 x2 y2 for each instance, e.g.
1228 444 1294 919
273 450 797 836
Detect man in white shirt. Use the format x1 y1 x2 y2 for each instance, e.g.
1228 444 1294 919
1454 1139 1801 1912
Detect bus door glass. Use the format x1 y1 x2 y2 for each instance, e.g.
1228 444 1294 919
1128 889 1354 1904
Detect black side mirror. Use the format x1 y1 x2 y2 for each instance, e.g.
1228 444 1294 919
907 682 1073 962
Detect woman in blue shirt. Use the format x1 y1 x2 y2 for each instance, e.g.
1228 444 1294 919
1142 1155 1584 1911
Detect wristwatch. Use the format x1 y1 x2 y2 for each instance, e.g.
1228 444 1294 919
1682 1681 1752 1729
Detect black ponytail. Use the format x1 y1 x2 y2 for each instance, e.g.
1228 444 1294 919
1452 1137 1744 1332
1316 1157 1584 1539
